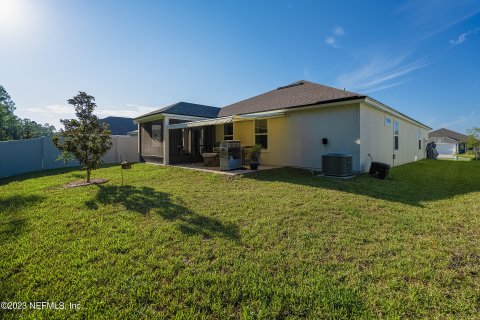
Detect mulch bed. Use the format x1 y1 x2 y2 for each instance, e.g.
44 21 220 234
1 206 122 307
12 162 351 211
63 178 108 189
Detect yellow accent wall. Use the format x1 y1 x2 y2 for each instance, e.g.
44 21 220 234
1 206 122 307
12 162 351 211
215 124 224 144
233 121 254 146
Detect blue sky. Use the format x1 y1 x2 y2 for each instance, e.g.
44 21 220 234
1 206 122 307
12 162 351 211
1 0 479 132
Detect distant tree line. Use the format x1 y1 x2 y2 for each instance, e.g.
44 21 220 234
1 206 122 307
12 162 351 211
0 85 56 141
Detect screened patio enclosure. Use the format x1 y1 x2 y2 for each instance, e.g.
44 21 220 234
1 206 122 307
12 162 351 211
167 116 233 164
168 126 216 164
139 120 164 164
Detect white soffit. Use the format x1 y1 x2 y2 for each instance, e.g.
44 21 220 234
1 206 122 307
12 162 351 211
235 111 285 120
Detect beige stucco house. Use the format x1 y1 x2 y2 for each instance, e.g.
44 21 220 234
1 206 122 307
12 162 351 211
134 80 431 172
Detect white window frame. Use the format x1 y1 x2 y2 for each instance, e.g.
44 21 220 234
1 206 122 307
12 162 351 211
385 115 392 127
223 123 233 141
254 119 268 150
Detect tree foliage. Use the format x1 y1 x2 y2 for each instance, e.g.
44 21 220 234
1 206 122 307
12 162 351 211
466 127 480 150
53 92 112 183
0 85 20 140
0 85 56 140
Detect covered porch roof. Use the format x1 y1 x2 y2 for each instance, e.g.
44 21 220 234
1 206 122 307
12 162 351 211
166 110 285 130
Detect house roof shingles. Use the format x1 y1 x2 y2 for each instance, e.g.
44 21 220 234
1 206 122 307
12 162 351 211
218 80 365 117
135 102 220 120
99 116 137 135
133 80 430 129
428 128 468 142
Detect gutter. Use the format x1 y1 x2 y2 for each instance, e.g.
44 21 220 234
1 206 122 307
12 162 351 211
219 96 431 130
219 96 366 118
364 97 432 130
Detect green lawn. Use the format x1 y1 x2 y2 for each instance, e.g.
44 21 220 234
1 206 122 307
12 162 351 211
456 154 477 160
1 160 479 319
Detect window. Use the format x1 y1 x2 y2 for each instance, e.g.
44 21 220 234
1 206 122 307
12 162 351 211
385 115 392 127
152 124 162 141
223 123 233 140
254 119 268 149
394 120 399 150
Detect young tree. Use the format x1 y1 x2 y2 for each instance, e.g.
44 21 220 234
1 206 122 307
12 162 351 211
466 127 480 151
53 92 112 183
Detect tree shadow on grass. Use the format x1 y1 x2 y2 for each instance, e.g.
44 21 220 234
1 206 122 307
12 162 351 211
0 218 27 241
0 194 45 215
0 163 120 187
85 185 240 240
0 195 45 243
245 161 480 207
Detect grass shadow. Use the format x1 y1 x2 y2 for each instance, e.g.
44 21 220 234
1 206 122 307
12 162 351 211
0 194 45 215
0 195 45 243
0 163 121 187
0 218 27 241
245 160 480 207
86 185 240 240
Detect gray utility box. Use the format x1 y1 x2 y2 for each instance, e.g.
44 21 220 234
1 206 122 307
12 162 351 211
322 154 353 177
220 140 242 171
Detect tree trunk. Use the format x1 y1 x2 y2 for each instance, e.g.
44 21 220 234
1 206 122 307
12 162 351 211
86 169 91 183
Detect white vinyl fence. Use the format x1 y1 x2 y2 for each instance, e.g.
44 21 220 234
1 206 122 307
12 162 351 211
0 135 139 178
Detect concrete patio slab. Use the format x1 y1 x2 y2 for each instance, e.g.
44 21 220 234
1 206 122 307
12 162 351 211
168 163 283 175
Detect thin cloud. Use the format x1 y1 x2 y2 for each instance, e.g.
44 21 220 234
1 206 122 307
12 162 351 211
397 0 480 39
24 103 157 129
362 80 407 94
325 36 337 48
333 26 345 37
325 26 345 48
26 104 74 116
26 104 156 118
437 110 478 129
337 51 427 93
424 9 480 39
449 27 480 46
357 62 427 89
125 103 158 115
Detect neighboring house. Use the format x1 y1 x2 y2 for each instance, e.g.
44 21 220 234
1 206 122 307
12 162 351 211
428 128 467 156
134 80 431 172
100 116 137 135
134 102 220 164
127 130 138 137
